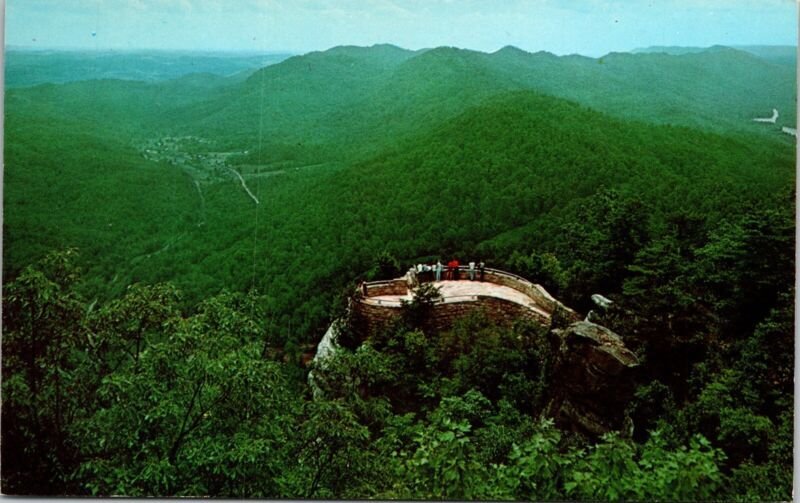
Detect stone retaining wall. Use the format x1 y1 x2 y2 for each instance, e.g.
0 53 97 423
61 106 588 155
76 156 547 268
351 299 403 336
364 279 408 297
353 292 553 337
353 267 577 337
425 295 550 332
468 268 575 318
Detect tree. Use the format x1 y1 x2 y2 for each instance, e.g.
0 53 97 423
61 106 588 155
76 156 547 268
508 250 567 296
368 250 402 281
693 206 793 336
559 188 649 309
280 399 376 499
566 431 725 501
73 291 300 497
389 396 491 500
400 282 442 330
2 249 86 494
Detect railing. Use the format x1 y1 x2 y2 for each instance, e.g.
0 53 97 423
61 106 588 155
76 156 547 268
357 265 573 318
359 267 539 295
364 294 480 307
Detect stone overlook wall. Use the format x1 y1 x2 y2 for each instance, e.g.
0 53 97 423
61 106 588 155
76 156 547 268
476 268 574 316
353 267 578 336
363 279 408 297
354 294 552 337
317 268 640 436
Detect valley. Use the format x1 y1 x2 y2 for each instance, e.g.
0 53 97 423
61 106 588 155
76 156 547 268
2 42 796 499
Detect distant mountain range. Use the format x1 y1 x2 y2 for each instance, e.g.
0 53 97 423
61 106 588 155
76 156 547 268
4 48 293 87
633 44 796 66
145 42 795 160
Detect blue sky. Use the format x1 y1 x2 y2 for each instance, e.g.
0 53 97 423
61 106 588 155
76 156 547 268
6 0 797 56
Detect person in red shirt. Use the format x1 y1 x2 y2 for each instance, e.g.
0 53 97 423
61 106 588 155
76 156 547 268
452 259 460 280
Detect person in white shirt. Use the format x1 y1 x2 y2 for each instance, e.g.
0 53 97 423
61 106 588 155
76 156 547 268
468 261 476 280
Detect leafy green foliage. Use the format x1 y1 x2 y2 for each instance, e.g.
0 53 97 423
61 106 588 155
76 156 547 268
400 282 443 329
566 432 724 501
2 249 85 494
369 250 403 281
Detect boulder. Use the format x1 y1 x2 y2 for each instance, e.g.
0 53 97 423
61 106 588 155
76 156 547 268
591 293 613 310
545 321 639 436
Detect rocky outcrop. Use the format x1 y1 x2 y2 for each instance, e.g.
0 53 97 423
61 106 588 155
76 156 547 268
545 321 639 436
591 293 613 310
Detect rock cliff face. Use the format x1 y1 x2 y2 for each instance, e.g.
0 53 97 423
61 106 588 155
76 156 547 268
545 321 640 436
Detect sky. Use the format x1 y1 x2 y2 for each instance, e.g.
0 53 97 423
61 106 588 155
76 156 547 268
5 0 798 57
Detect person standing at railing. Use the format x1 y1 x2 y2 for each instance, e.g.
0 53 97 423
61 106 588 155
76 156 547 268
453 258 460 280
468 261 476 280
435 260 443 281
479 260 485 281
407 266 419 288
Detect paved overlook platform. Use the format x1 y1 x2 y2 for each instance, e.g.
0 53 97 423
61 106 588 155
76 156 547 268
352 267 579 335
369 280 552 319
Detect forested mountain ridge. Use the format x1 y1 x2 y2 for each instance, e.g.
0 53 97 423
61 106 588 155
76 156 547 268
8 43 793 160
2 44 796 498
635 44 797 67
234 43 797 142
5 84 792 324
333 91 792 262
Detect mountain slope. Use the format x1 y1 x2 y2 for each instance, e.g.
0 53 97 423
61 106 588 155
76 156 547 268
6 43 794 166
325 90 793 259
3 46 795 331
483 46 796 133
635 44 797 67
196 43 797 157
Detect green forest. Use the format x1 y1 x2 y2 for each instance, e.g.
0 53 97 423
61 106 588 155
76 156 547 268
2 43 796 499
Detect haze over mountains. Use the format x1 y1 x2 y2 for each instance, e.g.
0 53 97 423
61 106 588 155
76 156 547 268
4 48 293 87
633 44 796 64
14 42 791 158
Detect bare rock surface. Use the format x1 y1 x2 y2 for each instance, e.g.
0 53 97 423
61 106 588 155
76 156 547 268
546 321 639 435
